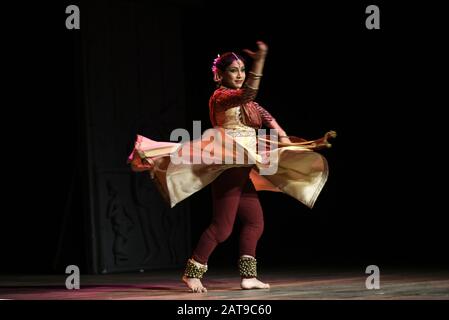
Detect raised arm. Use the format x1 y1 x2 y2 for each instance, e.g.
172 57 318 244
213 41 269 110
242 41 268 91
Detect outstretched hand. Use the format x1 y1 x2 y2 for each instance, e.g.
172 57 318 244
243 41 268 61
130 153 154 172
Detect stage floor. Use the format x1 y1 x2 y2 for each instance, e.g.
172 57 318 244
1 267 448 300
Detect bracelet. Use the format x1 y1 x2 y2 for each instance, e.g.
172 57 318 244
244 83 259 90
248 71 263 78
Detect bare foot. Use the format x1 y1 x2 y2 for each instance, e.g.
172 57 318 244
182 275 207 293
241 278 270 290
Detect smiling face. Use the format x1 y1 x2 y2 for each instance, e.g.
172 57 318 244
220 59 246 89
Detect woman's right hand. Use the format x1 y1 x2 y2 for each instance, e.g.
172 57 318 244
243 41 268 61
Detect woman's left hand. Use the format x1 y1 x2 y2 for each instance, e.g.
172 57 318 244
130 154 154 172
243 41 268 61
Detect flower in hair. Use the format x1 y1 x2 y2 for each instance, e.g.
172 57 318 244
211 54 220 73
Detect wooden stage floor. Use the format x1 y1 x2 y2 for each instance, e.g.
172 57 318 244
1 267 448 300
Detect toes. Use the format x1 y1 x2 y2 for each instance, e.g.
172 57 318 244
191 286 207 293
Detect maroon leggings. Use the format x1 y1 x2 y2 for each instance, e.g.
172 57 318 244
192 167 264 265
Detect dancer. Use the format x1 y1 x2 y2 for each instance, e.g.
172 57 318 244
128 41 335 293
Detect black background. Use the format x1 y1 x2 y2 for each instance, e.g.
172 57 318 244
1 0 447 274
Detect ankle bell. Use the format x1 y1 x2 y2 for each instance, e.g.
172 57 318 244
184 258 208 279
238 256 257 278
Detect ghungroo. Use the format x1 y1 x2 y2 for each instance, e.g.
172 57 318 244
238 256 257 278
184 259 208 279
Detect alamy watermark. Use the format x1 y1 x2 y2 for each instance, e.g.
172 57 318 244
65 5 80 30
365 265 380 289
365 5 380 30
146 121 284 176
65 265 80 290
65 5 380 31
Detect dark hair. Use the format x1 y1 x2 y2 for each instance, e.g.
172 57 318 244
214 52 246 72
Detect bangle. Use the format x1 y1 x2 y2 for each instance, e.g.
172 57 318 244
248 71 263 77
244 83 259 90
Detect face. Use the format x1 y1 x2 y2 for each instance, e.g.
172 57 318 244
220 59 246 89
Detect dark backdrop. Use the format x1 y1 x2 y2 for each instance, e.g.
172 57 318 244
1 0 447 274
